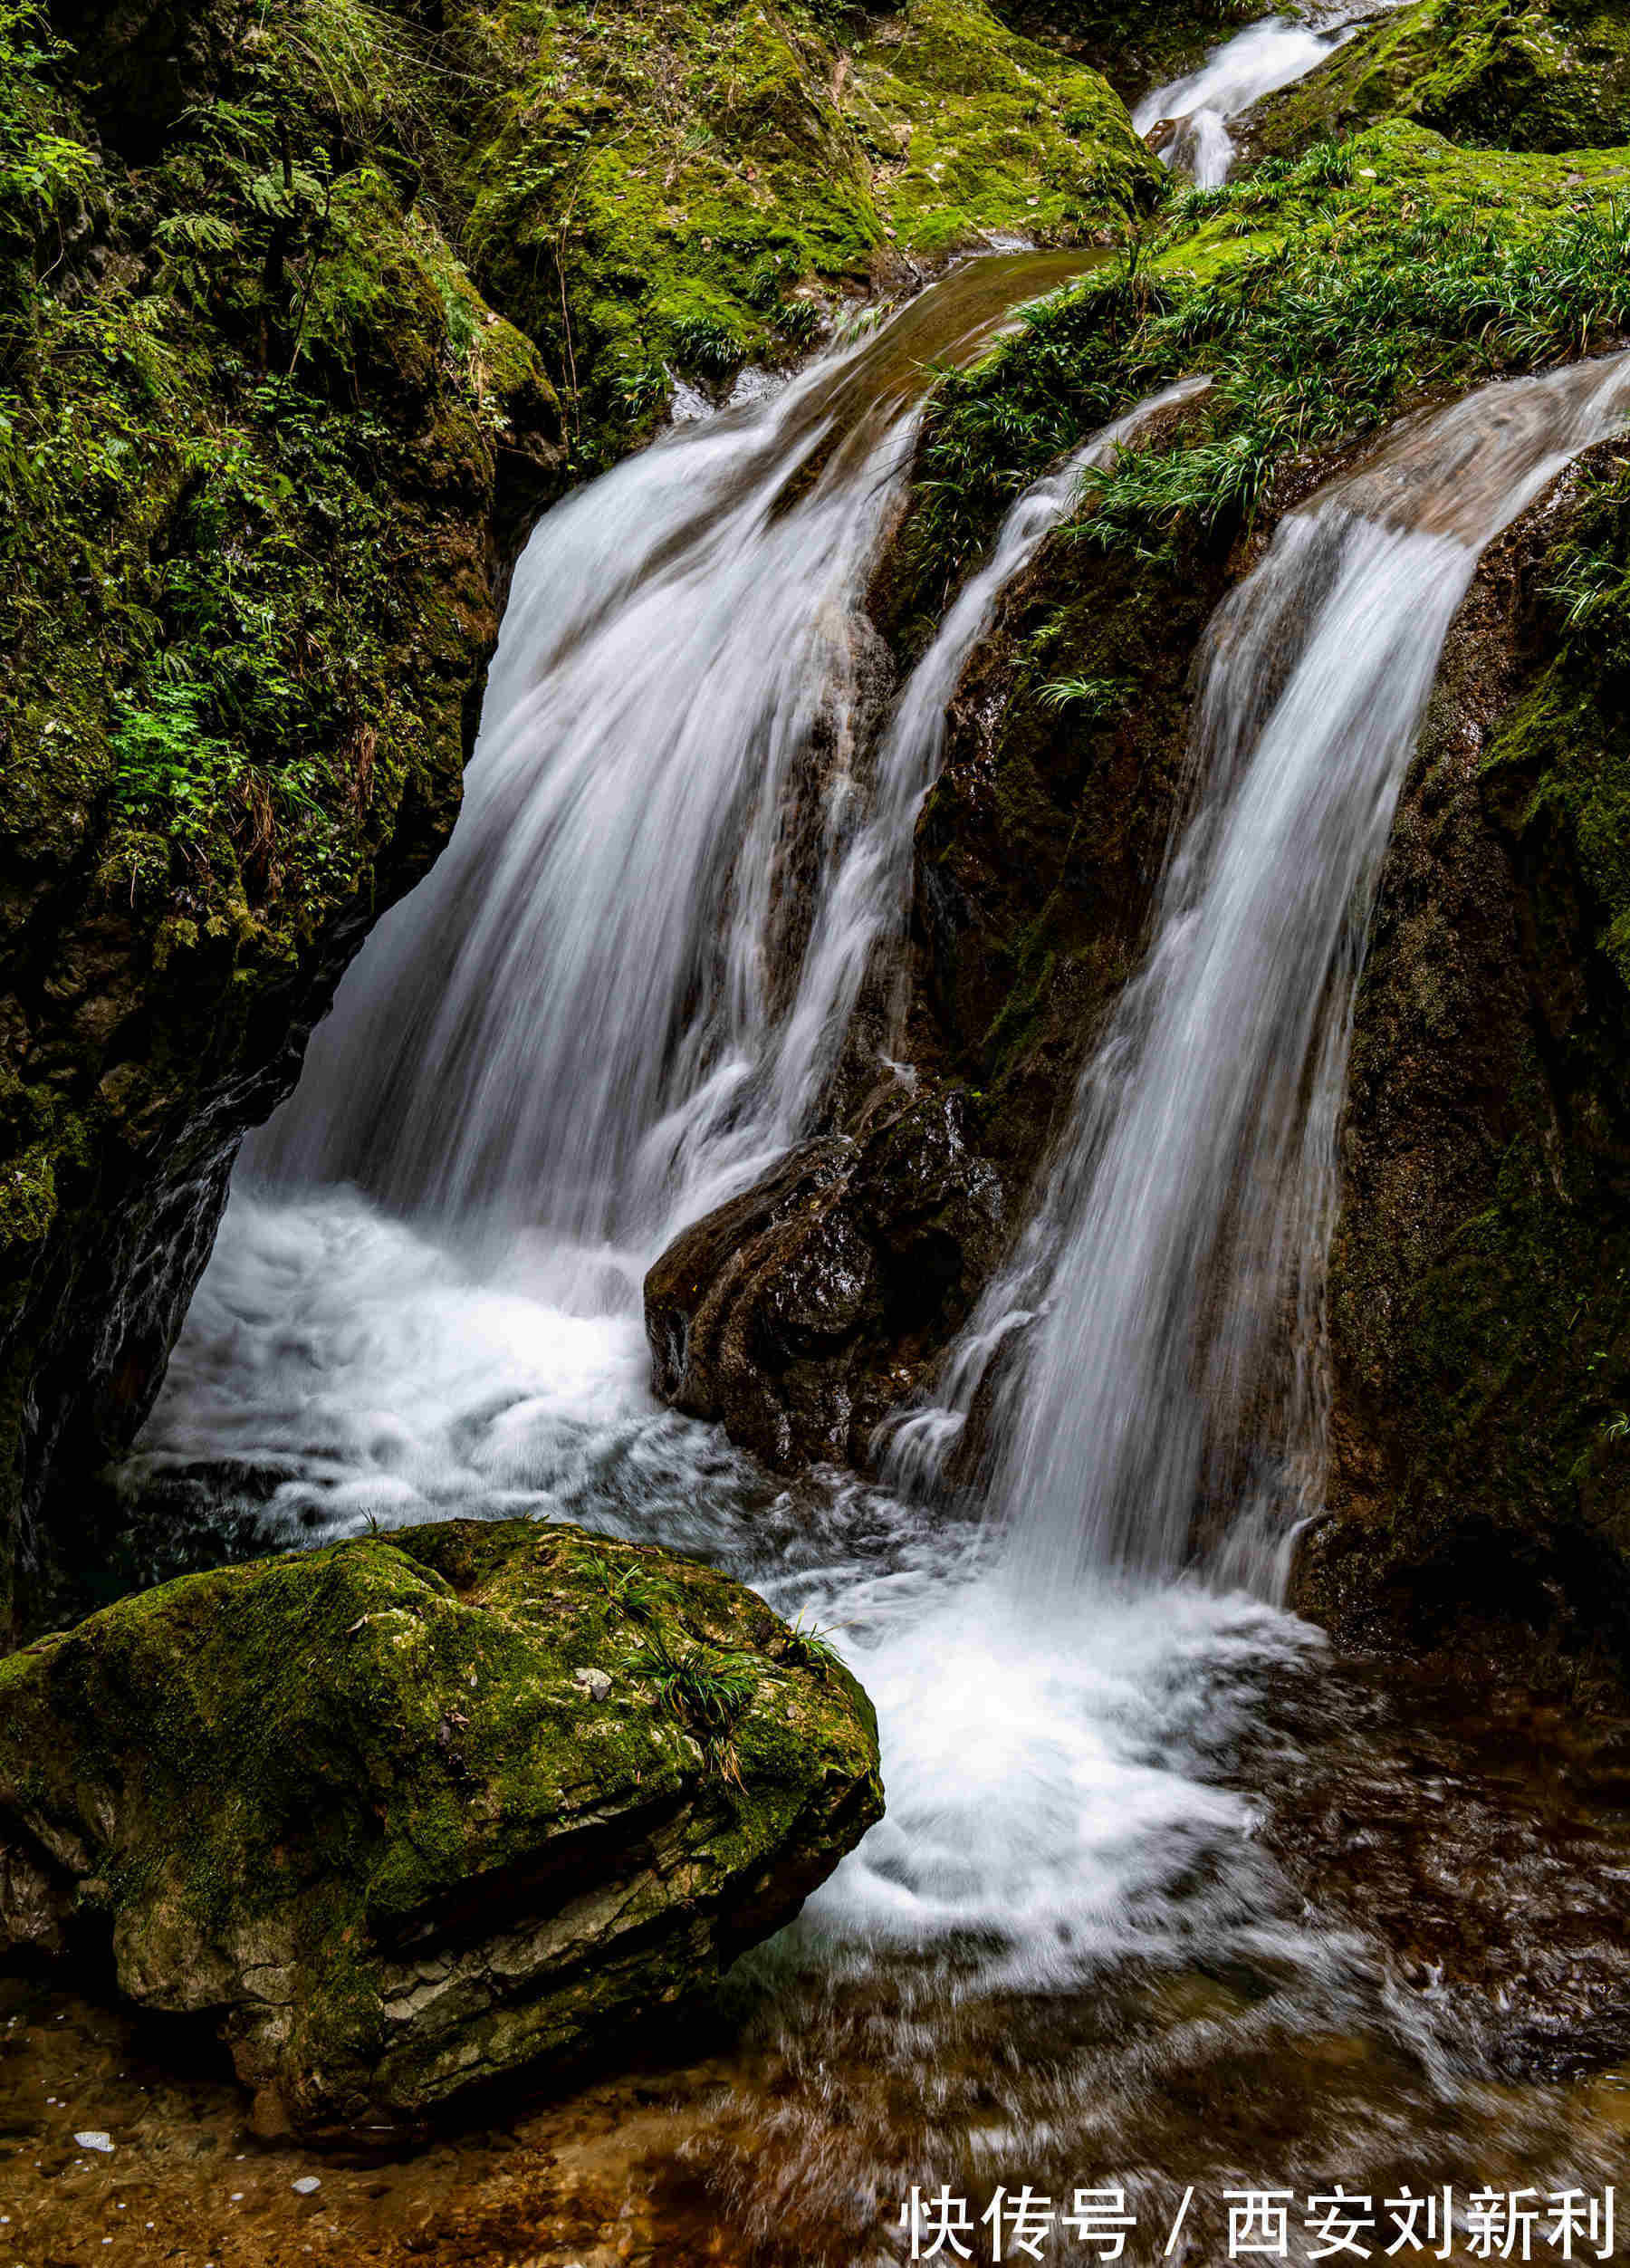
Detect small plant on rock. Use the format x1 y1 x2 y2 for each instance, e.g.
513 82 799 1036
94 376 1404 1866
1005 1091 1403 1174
777 1611 846 1681
632 1625 759 1782
572 1548 678 1623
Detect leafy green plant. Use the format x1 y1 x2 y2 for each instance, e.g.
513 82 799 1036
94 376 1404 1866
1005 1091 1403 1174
671 311 745 377
776 298 822 350
110 678 324 853
1036 673 1130 716
777 1611 845 1679
609 354 669 418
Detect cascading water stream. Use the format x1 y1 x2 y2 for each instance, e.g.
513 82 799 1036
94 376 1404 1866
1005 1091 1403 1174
1134 5 1406 188
120 260 1630 2250
248 253 1109 1282
124 264 1200 1538
890 353 1630 1609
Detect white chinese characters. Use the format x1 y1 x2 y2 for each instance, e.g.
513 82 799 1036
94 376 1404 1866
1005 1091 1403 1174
896 2186 1617 2262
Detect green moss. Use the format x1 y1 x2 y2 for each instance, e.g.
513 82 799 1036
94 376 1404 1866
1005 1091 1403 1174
0 1143 55 1254
0 0 561 931
1250 0 1630 162
0 1519 882 2128
453 0 1156 461
847 0 1158 255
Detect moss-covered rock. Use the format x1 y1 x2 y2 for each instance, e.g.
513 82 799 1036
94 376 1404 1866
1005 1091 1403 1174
0 1517 882 2133
1248 0 1630 161
452 0 1161 461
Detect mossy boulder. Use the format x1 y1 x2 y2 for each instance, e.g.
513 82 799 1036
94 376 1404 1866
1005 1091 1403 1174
451 0 1161 458
1248 0 1630 161
0 1518 882 2135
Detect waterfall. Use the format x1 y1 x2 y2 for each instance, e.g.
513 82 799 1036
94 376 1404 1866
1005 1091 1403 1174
245 267 1195 1301
891 353 1630 1602
129 264 1195 1527
119 282 1630 2227
771 373 1213 1141
1134 5 1405 187
249 358 915 1272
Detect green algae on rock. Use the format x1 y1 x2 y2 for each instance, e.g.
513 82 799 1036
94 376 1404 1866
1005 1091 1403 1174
0 1518 883 2135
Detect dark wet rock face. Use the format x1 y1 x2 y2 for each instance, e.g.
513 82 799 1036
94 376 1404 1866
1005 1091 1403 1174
1294 436 1630 1692
0 1519 883 2138
647 1091 1004 1470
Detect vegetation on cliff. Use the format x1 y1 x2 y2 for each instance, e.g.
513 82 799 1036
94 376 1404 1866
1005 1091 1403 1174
0 0 568 1619
906 122 1630 586
1249 0 1630 160
869 123 1630 1171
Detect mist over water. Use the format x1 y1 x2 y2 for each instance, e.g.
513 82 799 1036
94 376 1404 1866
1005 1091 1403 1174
125 262 1630 2249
